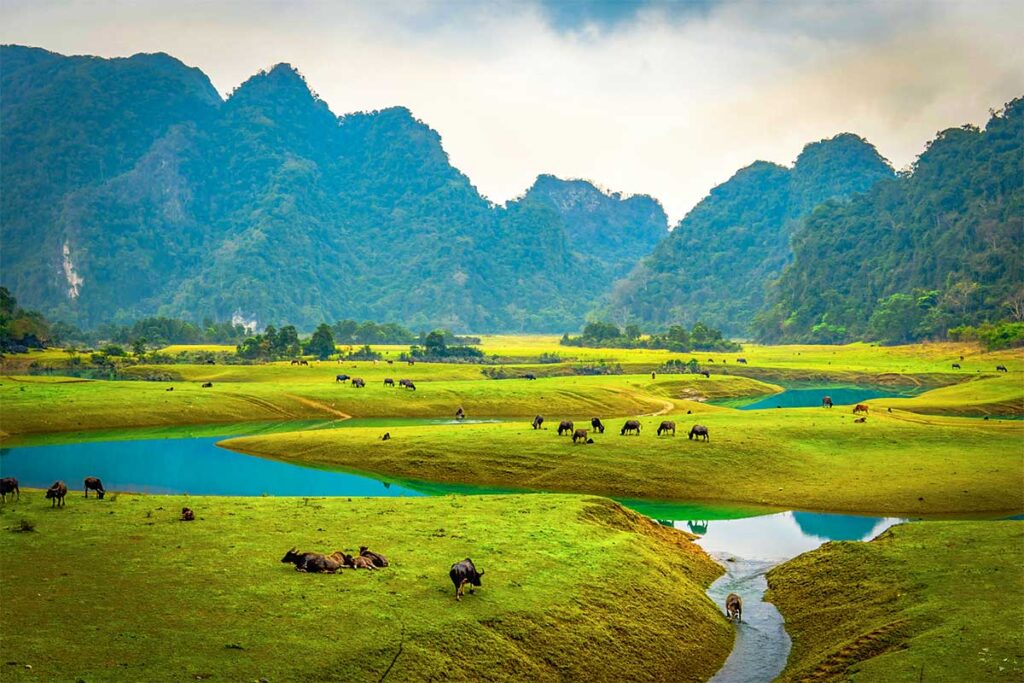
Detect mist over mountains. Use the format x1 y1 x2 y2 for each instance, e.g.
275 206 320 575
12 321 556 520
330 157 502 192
2 45 1020 339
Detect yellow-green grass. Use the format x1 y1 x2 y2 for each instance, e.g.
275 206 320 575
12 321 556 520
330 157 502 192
0 493 731 682
766 521 1024 682
872 374 1024 417
0 372 777 437
224 408 1024 516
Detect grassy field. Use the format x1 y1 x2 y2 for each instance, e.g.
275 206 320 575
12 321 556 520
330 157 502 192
766 521 1024 682
223 406 1024 516
0 492 732 682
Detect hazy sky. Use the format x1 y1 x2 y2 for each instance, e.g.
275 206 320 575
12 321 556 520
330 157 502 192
3 0 1022 222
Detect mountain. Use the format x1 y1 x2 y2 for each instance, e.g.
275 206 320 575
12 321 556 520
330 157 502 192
603 134 894 335
0 46 666 332
754 99 1024 344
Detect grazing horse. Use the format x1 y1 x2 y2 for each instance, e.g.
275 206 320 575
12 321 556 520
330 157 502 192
83 476 105 499
383 378 395 387
996 365 1008 372
822 396 833 408
336 374 350 383
726 593 743 622
620 420 641 436
46 481 68 507
0 477 19 502
201 382 213 388
657 421 676 436
688 425 709 441
853 404 869 414
591 417 605 434
532 415 544 430
572 428 589 444
557 420 574 436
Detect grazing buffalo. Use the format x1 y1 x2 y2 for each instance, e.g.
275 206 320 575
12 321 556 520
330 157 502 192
689 425 709 441
455 407 465 420
383 378 395 387
737 358 748 364
726 593 742 622
201 382 213 388
853 404 869 414
822 396 833 408
399 379 416 390
180 507 195 521
591 417 605 434
336 374 350 383
359 546 389 568
0 477 19 502
708 358 715 363
165 386 174 392
83 476 105 499
651 372 657 380
557 420 575 436
996 365 1008 372
450 558 484 601
381 432 391 441
522 373 537 380
620 420 641 436
532 415 544 430
854 417 867 423
572 429 589 444
387 360 394 365
952 363 961 369
701 371 710 378
351 378 365 388
657 421 676 437
290 359 299 365
46 481 68 507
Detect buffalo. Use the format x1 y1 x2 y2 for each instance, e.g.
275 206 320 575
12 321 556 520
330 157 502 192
822 396 833 408
450 558 484 601
523 373 537 380
83 476 105 499
281 548 345 573
532 415 544 430
657 421 676 437
726 593 742 622
336 374 350 383
701 371 710 378
359 546 389 568
351 378 365 388
853 404 869 414
689 425 709 441
996 365 1008 372
557 420 574 436
591 417 605 434
572 428 589 444
46 481 68 507
180 507 195 521
165 387 174 392
737 358 748 364
381 432 391 441
201 382 213 388
620 420 641 436
651 372 657 380
384 378 395 387
455 407 465 420
1 477 20 502
952 363 961 369
399 379 416 391
347 554 376 570
854 417 867 423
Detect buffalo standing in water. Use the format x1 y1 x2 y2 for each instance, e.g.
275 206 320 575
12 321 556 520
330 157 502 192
557 420 574 436
532 415 544 430
620 420 641 436
657 421 676 436
726 593 742 622
83 476 105 499
689 425 709 441
590 417 605 434
822 396 833 408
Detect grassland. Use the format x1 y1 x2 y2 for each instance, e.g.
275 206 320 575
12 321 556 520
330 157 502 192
0 492 731 682
766 521 1024 682
224 406 1024 516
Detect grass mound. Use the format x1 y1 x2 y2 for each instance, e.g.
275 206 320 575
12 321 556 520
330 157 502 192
766 521 1024 682
0 492 732 682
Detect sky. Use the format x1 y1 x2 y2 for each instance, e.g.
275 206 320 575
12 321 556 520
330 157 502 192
2 0 1022 222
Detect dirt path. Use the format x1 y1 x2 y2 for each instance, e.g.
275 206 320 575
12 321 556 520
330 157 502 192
284 394 353 420
640 398 676 417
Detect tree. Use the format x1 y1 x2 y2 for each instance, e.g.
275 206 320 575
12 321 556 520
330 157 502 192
130 338 147 358
305 324 336 360
424 330 447 357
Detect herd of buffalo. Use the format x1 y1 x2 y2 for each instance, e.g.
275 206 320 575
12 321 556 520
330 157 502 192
534 416 710 442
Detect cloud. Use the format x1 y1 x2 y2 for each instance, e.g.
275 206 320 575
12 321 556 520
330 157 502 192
2 0 1021 222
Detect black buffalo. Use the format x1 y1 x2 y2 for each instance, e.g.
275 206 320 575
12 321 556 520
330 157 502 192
557 420 574 436
620 420 641 436
83 476 105 499
336 374 350 383
657 421 676 436
737 358 748 364
822 396 833 408
532 415 544 430
952 363 961 369
46 481 68 507
523 373 537 380
450 558 484 601
572 428 589 443
590 417 605 434
701 371 710 378
201 382 213 388
0 477 19 502
351 377 365 388
383 378 395 387
689 425 709 441
996 365 1008 372
455 407 465 420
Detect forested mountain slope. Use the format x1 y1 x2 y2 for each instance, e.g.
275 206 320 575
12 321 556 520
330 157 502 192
604 134 894 335
754 99 1024 344
0 46 666 332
